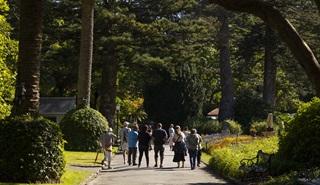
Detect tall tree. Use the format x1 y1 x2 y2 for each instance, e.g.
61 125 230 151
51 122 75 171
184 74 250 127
11 0 44 116
217 7 234 124
263 25 277 110
208 0 320 97
77 0 94 108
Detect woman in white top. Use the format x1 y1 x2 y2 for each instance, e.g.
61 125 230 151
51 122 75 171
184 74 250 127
172 125 187 168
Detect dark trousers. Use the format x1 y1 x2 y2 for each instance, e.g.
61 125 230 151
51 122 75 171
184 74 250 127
197 149 202 165
128 147 137 165
138 146 149 166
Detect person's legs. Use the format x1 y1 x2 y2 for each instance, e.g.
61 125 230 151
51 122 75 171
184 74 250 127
106 151 112 169
197 149 202 167
132 147 137 165
138 147 144 167
128 147 132 165
189 149 197 170
159 145 165 168
145 148 149 167
122 142 128 164
154 145 160 167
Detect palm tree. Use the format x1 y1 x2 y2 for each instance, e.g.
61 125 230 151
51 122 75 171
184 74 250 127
11 0 44 116
77 0 95 108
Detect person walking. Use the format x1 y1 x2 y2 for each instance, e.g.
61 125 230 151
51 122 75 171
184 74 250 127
172 125 187 168
187 128 200 170
196 129 203 167
128 124 139 166
98 128 117 169
168 124 175 151
138 125 152 167
147 125 153 151
152 123 168 168
119 121 131 164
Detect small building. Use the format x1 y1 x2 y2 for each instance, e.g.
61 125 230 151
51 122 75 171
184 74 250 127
39 97 76 123
207 108 219 120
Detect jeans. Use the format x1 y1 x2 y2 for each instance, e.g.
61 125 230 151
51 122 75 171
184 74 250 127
188 149 198 170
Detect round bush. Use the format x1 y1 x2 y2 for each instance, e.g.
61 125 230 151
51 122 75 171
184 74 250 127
0 115 65 183
59 108 108 151
278 97 320 167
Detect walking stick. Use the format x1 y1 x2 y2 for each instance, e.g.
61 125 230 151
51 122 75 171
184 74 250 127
94 150 100 165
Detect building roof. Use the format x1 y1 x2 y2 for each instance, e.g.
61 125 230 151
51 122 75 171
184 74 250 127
39 97 76 115
207 108 219 116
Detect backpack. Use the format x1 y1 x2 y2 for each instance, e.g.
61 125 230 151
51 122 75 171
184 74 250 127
123 128 129 142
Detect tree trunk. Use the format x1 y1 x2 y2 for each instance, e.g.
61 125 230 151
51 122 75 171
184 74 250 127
263 25 277 111
11 0 43 116
217 8 234 126
99 49 117 129
208 0 320 97
77 0 94 108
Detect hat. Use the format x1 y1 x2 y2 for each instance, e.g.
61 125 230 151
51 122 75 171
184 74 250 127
108 128 113 132
123 121 129 126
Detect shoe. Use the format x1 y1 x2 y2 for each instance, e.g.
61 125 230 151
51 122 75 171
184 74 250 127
160 165 163 168
128 162 131 165
133 163 137 166
124 161 127 164
154 164 158 167
108 166 113 169
197 164 200 167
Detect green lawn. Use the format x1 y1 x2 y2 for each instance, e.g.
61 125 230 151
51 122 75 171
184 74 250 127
0 147 116 185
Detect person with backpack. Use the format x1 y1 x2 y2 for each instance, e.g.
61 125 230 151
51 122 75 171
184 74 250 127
186 128 200 170
120 121 131 164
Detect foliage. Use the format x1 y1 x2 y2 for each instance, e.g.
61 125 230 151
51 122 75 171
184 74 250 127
208 136 278 179
260 171 299 185
224 119 242 134
0 115 65 183
184 116 221 134
0 0 18 119
122 97 147 124
278 97 320 167
234 89 271 129
59 108 108 151
143 63 204 129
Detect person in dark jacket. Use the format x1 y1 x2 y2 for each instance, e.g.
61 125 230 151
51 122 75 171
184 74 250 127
138 125 152 167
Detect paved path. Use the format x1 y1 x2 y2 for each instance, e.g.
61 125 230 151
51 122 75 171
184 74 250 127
84 145 234 185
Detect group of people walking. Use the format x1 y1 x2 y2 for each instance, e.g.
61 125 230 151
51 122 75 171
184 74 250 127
99 121 203 171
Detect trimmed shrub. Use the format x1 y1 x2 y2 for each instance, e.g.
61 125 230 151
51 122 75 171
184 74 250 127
250 121 267 136
0 115 65 183
224 119 242 134
59 108 108 151
278 97 320 167
184 116 221 134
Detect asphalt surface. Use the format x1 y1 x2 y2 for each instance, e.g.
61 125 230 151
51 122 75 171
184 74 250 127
79 145 235 185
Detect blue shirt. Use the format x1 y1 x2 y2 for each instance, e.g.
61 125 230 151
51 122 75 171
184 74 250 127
128 130 139 148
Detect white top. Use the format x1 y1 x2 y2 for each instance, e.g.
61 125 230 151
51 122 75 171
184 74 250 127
173 132 186 142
